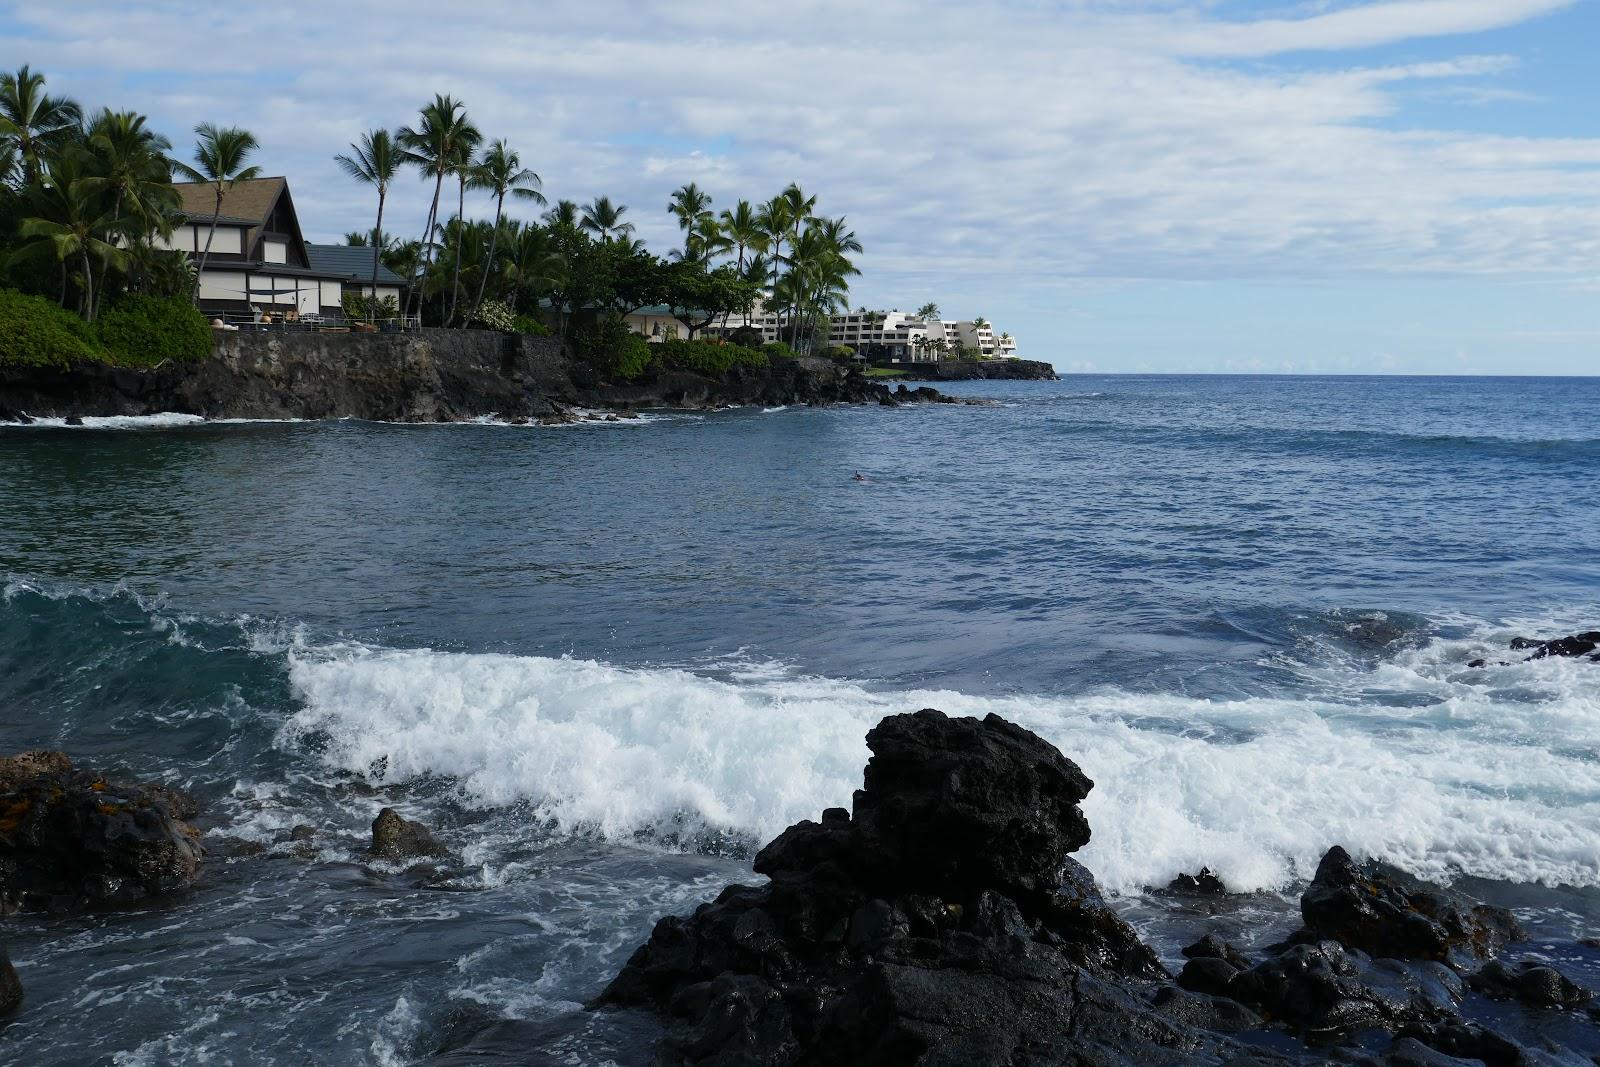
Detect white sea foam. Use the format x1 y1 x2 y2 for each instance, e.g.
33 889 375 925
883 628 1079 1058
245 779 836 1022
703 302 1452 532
15 412 208 429
279 631 1600 895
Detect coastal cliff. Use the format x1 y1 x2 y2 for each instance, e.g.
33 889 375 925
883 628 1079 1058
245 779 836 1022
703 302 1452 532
917 358 1057 381
0 330 947 423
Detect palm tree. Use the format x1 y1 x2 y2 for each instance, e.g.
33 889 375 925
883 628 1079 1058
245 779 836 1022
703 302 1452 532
501 222 564 311
79 109 179 238
916 302 940 322
718 199 766 273
171 123 262 303
465 139 544 326
398 94 476 324
668 182 713 258
443 132 483 325
580 196 633 241
15 161 129 319
542 199 579 229
334 128 403 322
0 66 81 185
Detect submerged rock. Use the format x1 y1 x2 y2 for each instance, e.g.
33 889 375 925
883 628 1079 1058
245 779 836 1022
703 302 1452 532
369 807 448 861
1299 846 1521 965
1468 960 1595 1011
1471 629 1600 667
0 752 203 913
1167 868 1228 895
0 944 20 1015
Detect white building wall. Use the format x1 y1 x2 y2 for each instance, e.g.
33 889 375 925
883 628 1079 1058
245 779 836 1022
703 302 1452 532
197 270 243 303
262 239 288 264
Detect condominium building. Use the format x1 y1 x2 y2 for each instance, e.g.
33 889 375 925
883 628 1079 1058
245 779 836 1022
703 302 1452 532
732 308 1018 362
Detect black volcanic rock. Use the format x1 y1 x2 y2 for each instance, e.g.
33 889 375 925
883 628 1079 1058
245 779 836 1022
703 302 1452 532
1473 630 1600 667
1300 847 1521 965
369 807 449 861
0 943 20 1015
0 752 202 913
554 713 1579 1067
1468 960 1594 1011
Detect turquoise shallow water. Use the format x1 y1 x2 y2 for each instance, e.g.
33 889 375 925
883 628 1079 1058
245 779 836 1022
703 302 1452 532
0 375 1597 1063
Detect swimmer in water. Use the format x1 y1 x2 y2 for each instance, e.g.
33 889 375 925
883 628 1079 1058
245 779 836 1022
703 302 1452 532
852 471 867 481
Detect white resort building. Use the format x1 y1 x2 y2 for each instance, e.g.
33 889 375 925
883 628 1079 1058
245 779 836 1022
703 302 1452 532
160 178 406 321
733 308 1019 363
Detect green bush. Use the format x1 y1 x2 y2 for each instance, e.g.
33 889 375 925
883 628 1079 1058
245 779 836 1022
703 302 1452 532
658 338 769 376
574 313 654 382
342 292 400 322
96 295 213 367
761 341 796 359
821 344 855 362
0 288 108 368
511 313 550 336
469 299 518 333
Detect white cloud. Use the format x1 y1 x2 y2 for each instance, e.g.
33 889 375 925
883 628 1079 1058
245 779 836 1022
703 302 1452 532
1 0 1595 319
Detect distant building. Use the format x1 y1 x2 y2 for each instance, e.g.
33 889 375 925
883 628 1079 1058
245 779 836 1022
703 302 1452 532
728 307 1018 362
160 178 404 320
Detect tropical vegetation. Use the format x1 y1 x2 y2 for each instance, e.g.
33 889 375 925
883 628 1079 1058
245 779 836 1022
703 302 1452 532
0 65 211 366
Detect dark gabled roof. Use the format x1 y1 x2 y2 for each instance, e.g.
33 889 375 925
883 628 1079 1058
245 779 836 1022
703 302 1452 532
178 213 259 227
304 244 407 286
173 177 286 228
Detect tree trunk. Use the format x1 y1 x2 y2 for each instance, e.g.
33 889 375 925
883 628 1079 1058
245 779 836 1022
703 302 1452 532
448 175 467 327
369 190 386 324
80 251 95 323
407 169 446 325
468 191 505 329
193 187 223 304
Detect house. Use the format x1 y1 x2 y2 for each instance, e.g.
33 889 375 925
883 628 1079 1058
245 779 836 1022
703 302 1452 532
159 177 404 320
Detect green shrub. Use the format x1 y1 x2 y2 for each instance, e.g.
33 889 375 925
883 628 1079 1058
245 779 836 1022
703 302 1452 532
0 288 108 368
658 338 769 376
761 341 796 359
511 313 550 336
469 299 518 333
96 295 212 367
574 313 654 381
342 292 400 322
821 344 855 362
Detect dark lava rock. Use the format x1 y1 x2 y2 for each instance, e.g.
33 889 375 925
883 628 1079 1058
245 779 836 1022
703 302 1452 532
0 943 20 1015
1468 960 1594 1010
1225 940 1463 1034
593 710 1283 1066
559 712 1573 1067
369 807 448 861
1168 868 1227 895
0 753 203 913
1300 846 1521 964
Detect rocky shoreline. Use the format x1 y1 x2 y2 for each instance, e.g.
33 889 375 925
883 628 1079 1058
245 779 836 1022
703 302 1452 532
909 357 1058 381
0 330 968 424
5 711 1595 1063
432 710 1598 1066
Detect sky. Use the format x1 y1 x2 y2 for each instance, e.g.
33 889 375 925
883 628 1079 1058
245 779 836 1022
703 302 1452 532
4 0 1600 374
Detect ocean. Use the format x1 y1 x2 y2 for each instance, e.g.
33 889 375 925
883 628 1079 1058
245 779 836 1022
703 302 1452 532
1 374 1597 1064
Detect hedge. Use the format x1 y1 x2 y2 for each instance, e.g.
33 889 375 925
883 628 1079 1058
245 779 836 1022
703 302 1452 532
657 339 769 376
96 295 213 367
0 289 106 368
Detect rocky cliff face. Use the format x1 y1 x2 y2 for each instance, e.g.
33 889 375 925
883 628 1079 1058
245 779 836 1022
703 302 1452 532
920 358 1058 381
0 331 947 422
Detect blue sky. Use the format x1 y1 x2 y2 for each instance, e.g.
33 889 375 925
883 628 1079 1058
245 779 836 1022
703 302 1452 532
4 0 1599 374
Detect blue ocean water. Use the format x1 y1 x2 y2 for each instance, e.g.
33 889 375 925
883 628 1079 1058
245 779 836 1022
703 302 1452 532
0 375 1597 1064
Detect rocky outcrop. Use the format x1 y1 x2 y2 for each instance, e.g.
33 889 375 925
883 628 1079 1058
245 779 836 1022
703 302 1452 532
1469 629 1600 667
369 807 449 862
0 332 956 422
0 944 20 1015
557 711 1597 1067
0 751 202 913
918 359 1058 381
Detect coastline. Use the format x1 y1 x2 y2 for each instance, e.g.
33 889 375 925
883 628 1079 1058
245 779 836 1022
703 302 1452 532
0 329 973 424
